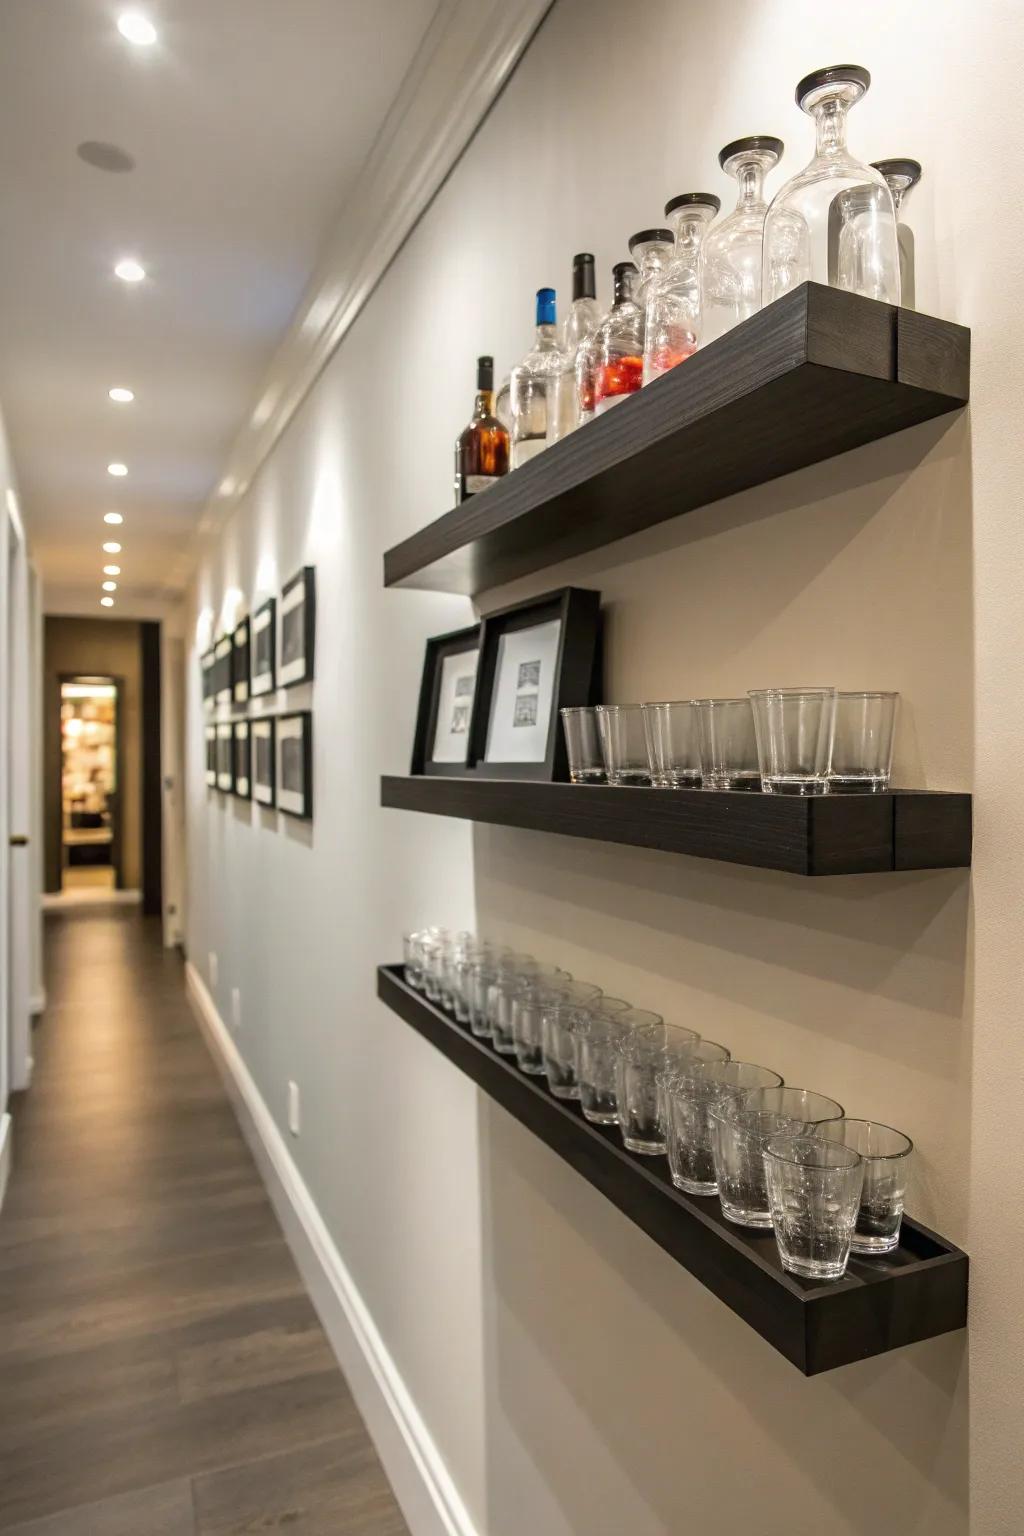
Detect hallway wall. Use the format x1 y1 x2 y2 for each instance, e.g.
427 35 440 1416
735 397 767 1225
187 2 1023 1531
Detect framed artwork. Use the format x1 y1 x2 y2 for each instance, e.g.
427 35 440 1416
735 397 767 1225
251 717 276 807
215 721 234 793
214 634 233 707
410 624 481 776
469 587 601 782
205 725 217 786
232 720 251 799
279 567 315 687
232 617 251 706
276 711 312 819
251 597 276 696
202 649 216 713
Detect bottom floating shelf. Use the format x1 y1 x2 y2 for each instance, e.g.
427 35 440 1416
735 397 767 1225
377 964 968 1375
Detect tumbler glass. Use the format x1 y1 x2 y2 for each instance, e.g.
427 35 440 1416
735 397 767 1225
711 1087 843 1227
815 1118 913 1253
576 1008 632 1124
664 1060 783 1196
421 937 443 1002
616 1020 700 1154
560 707 606 785
763 1134 864 1279
468 944 511 1039
541 981 603 1099
741 1086 844 1123
830 692 899 791
595 705 651 787
402 932 424 990
641 700 702 788
488 954 541 1055
695 698 760 790
511 967 574 1075
748 687 837 795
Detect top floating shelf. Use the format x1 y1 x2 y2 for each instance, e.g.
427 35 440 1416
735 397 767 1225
384 283 970 595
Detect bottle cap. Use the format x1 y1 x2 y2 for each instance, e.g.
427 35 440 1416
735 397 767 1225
870 158 923 190
612 261 638 303
795 64 870 112
535 287 556 326
718 136 784 170
664 193 721 219
627 228 674 252
476 355 494 389
572 252 596 302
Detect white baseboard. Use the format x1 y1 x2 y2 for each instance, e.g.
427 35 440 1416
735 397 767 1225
184 963 478 1536
0 1114 12 1214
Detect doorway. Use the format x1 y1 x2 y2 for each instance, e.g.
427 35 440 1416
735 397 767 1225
59 676 122 893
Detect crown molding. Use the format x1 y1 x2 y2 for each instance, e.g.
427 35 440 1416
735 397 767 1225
172 0 552 588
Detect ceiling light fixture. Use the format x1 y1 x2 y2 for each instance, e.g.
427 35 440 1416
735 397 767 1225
104 512 124 525
102 581 118 592
107 463 127 477
114 258 145 283
103 564 121 576
109 387 134 403
101 596 115 608
117 11 157 46
103 540 122 553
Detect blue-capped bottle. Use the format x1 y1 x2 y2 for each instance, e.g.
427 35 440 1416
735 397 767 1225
510 287 564 469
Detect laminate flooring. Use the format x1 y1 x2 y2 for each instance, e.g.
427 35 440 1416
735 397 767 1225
0 908 410 1536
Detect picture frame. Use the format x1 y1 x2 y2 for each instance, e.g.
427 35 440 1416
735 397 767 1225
279 567 315 688
202 648 216 713
214 634 233 707
251 717 276 807
232 617 251 706
276 711 312 819
205 724 217 786
250 596 276 696
215 721 234 793
410 623 482 776
232 719 251 799
468 587 601 782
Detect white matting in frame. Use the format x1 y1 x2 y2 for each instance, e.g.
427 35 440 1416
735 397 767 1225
484 618 561 764
432 646 479 764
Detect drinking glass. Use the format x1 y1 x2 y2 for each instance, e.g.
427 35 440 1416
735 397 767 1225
616 1020 699 1153
421 937 443 1002
815 1118 913 1253
763 1134 864 1279
695 698 760 790
711 1087 843 1227
595 705 651 787
511 968 574 1075
830 692 899 791
576 1004 633 1124
467 944 511 1039
560 707 606 784
740 1086 845 1123
541 981 603 1099
488 953 540 1055
748 687 837 795
641 701 702 788
664 1060 783 1196
402 932 424 989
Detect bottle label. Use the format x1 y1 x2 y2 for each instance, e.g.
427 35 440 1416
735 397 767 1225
465 475 499 494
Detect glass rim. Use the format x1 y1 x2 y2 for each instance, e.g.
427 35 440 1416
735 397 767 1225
692 696 750 708
559 705 595 717
747 686 837 699
818 1117 914 1158
696 1058 782 1087
740 1085 844 1120
836 690 899 700
763 1133 863 1171
594 703 643 714
640 698 702 710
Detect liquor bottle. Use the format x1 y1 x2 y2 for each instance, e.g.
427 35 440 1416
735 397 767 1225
643 195 719 384
453 356 509 502
510 288 564 468
590 262 643 416
871 158 922 308
702 137 783 345
551 253 602 440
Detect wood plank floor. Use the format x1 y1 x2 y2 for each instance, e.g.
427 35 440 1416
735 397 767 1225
0 908 410 1536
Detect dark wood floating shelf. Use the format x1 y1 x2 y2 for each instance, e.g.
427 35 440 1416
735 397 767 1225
384 283 970 595
378 964 968 1374
381 776 972 876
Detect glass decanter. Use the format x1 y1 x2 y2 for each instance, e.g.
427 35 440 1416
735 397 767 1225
627 227 675 315
642 194 719 384
702 136 783 346
590 262 643 416
872 158 922 308
762 65 900 307
552 252 601 440
510 287 564 467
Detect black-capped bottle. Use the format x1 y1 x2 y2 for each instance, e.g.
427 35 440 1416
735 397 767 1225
454 355 509 503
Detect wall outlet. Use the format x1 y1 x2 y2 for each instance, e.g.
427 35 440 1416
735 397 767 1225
231 987 241 1031
287 1081 301 1137
209 951 218 988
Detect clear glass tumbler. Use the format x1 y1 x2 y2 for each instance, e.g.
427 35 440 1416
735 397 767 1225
830 691 899 791
576 1004 633 1124
541 981 603 1099
403 932 424 989
815 1118 913 1253
488 954 545 1055
616 1020 700 1154
695 698 760 790
641 701 702 788
748 687 837 795
763 1134 864 1279
595 705 651 786
511 968 573 1075
560 707 606 784
711 1086 843 1227
664 1060 783 1196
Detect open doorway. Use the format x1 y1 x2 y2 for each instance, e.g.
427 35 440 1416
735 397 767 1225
59 676 122 894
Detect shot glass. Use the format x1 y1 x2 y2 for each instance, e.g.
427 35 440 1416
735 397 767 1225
663 1060 783 1196
616 1020 700 1154
511 967 574 1075
576 1006 632 1124
830 692 899 792
467 944 511 1039
763 1135 865 1280
815 1118 913 1253
641 701 702 788
695 698 760 791
540 981 603 1099
402 931 424 989
488 953 541 1054
595 705 651 787
748 687 837 796
560 707 606 784
710 1087 843 1227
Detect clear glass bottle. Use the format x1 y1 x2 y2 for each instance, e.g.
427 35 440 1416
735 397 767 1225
702 137 783 346
552 253 601 440
627 227 675 313
453 355 509 502
762 65 900 307
642 194 719 385
510 287 564 468
591 262 643 416
871 158 922 308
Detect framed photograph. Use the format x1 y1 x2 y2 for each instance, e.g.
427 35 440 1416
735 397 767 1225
202 648 216 713
215 721 234 793
469 587 601 781
232 617 251 706
251 596 276 696
251 717 276 807
232 720 251 799
410 624 481 776
279 567 315 687
214 634 233 707
205 725 217 786
276 711 312 819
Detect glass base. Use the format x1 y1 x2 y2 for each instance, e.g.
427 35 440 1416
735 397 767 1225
492 1038 516 1056
761 776 829 796
667 771 702 788
582 1107 618 1126
850 1231 900 1255
608 770 652 787
671 1174 717 1196
779 1253 849 1281
550 1083 581 1101
622 1135 665 1155
829 775 890 793
469 1022 493 1040
702 774 761 792
719 1201 773 1229
516 1056 545 1076
570 768 607 785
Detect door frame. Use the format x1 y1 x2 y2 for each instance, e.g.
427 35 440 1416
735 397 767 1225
55 672 126 892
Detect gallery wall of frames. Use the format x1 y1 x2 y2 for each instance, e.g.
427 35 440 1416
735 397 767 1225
201 566 315 822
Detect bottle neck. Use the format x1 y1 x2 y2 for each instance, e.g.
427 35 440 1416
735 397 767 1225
474 388 494 417
735 161 765 209
813 97 849 158
675 215 709 254
534 321 559 350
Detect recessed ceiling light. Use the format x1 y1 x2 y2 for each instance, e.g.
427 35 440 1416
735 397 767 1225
103 564 121 576
102 580 118 592
104 512 124 525
107 463 127 477
109 387 134 403
114 258 145 283
103 540 122 554
117 11 157 46
101 596 115 608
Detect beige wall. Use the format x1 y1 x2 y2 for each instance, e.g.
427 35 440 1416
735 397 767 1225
44 617 142 890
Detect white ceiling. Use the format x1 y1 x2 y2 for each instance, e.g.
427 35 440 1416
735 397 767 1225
0 0 439 608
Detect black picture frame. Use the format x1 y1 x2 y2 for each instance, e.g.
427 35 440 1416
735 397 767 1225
251 596 276 696
467 587 601 782
411 623 482 777
232 720 252 799
251 717 276 808
233 617 251 706
215 721 234 793
205 724 217 786
214 634 233 706
279 567 316 688
276 710 312 819
202 648 216 713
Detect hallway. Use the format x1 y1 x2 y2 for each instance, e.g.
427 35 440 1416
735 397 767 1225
0 909 409 1535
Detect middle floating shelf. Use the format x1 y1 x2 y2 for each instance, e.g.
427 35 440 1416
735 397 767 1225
380 776 972 876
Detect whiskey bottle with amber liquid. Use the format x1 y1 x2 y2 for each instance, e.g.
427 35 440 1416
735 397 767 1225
454 355 509 502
